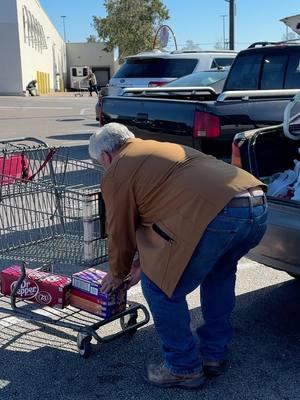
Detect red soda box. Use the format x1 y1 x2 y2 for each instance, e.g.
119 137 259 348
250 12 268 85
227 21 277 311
0 265 71 309
70 268 127 318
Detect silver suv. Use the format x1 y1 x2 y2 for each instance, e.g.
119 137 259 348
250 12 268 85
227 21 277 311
107 49 237 96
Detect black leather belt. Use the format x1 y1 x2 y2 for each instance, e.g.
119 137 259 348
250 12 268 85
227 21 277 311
227 195 266 208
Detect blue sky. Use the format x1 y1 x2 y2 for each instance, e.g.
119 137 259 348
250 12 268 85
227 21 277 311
39 0 300 51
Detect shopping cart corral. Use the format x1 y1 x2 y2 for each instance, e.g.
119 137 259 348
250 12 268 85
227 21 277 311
0 137 150 357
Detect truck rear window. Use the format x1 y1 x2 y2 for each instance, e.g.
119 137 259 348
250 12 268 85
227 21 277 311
224 53 263 90
225 50 300 91
261 54 288 89
113 58 198 78
285 53 300 88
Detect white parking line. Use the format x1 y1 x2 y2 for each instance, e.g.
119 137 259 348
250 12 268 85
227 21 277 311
80 108 93 115
0 106 72 110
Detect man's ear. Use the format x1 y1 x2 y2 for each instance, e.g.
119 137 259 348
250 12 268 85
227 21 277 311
104 151 112 163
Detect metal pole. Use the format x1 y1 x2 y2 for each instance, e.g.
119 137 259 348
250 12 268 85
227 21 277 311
220 15 227 49
61 15 66 42
229 0 235 50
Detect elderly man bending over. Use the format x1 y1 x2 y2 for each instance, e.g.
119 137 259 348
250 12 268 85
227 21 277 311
89 122 268 389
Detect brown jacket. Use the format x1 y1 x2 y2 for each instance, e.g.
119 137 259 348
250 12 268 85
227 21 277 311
102 139 266 297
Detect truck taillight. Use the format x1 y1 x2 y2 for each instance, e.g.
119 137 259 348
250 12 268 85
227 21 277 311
148 81 166 87
231 140 242 168
193 111 220 138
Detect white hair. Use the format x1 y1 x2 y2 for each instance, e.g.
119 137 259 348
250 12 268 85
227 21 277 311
89 123 135 160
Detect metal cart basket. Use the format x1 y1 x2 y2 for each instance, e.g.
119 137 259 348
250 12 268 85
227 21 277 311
73 79 87 97
0 137 149 357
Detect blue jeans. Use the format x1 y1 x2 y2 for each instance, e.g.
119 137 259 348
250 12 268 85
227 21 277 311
89 84 98 95
141 201 268 375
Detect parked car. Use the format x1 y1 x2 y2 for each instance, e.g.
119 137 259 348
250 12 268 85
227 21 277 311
107 49 237 96
231 93 300 278
95 69 229 121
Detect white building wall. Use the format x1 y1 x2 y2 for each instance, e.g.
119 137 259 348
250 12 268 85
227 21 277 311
16 0 66 93
0 0 118 95
66 43 118 73
0 0 66 95
0 0 22 94
66 43 119 88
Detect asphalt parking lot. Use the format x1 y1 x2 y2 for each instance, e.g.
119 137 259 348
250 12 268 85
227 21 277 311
0 95 299 400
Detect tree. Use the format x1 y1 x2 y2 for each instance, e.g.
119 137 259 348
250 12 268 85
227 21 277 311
86 35 98 43
214 41 224 50
93 0 169 60
182 40 201 51
214 41 228 50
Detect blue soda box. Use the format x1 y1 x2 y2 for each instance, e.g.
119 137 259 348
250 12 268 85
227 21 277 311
71 268 127 314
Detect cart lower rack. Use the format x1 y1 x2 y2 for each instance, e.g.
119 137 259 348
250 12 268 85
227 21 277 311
0 137 150 357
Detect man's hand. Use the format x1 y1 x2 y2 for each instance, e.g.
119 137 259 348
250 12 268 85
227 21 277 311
101 271 124 294
125 257 141 289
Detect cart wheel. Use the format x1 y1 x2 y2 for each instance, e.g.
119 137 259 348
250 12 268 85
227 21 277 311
120 310 138 335
77 333 92 358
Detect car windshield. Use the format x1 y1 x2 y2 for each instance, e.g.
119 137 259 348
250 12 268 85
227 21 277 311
165 70 229 87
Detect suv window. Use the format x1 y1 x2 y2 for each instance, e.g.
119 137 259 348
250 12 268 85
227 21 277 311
211 57 235 68
113 58 198 78
224 53 263 90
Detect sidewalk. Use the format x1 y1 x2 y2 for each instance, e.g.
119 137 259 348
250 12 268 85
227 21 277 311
42 91 99 98
46 91 77 97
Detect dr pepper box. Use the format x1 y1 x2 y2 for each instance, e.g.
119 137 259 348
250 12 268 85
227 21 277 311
0 265 71 308
70 268 127 319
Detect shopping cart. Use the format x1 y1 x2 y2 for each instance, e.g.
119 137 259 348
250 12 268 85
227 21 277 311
73 79 89 97
0 137 150 357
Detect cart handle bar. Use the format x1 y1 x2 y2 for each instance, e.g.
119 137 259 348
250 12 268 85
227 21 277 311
0 136 48 146
0 136 58 181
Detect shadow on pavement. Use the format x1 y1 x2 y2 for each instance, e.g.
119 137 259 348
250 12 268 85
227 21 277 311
47 133 92 142
83 123 100 128
56 118 86 122
0 279 299 400
43 142 90 160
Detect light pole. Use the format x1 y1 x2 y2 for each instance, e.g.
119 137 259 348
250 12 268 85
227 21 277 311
61 15 66 42
225 0 235 50
220 15 227 49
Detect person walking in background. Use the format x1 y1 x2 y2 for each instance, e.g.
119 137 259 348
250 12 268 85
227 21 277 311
87 70 98 96
89 122 268 390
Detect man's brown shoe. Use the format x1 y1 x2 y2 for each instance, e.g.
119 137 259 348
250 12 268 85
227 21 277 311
203 359 228 378
144 363 206 389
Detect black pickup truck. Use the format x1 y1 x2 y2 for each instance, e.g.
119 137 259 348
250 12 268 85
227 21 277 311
100 42 300 161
